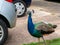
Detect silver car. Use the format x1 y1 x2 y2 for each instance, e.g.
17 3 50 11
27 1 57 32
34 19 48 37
0 0 16 45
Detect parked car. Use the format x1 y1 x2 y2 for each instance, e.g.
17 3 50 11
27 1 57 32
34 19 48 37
13 0 32 17
0 0 16 45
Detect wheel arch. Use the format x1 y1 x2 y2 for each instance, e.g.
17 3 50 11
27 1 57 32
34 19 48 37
13 0 27 7
22 0 31 7
0 14 10 28
22 0 28 7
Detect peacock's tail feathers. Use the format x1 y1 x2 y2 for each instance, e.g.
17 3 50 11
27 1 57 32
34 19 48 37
52 25 57 29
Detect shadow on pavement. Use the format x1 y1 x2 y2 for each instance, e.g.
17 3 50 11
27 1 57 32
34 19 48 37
45 0 60 3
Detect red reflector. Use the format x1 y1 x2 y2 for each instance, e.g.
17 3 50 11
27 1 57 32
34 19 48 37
6 0 13 3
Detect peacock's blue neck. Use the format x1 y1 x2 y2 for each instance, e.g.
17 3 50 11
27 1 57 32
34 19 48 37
28 15 34 35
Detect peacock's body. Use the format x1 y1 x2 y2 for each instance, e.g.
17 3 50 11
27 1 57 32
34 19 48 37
28 13 42 38
27 10 57 45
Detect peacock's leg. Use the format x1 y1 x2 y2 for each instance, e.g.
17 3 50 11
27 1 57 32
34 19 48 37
38 38 41 45
38 38 40 42
42 37 46 45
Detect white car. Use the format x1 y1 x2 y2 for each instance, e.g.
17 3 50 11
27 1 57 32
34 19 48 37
0 0 16 45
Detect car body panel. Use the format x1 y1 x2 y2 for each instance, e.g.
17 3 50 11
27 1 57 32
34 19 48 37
0 0 3 12
0 0 16 28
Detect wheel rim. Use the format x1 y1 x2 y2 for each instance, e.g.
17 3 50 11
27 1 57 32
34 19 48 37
15 2 25 16
0 26 4 41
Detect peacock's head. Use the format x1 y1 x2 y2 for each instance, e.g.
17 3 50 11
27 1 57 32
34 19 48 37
27 10 34 17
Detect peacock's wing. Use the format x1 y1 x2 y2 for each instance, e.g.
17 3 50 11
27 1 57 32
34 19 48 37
34 22 44 29
34 22 54 31
34 22 55 34
34 22 48 31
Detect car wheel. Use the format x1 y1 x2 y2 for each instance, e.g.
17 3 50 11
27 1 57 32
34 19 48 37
0 19 8 45
14 1 27 17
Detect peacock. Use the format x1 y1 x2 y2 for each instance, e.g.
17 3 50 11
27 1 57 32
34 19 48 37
27 10 57 45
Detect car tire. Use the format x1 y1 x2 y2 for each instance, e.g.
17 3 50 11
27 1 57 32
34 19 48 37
13 0 27 17
0 19 8 45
